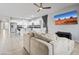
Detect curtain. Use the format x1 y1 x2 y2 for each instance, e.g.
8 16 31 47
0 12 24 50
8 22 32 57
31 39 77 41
42 15 48 33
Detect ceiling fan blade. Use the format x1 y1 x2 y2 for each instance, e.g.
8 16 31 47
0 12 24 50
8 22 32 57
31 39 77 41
33 3 40 7
37 9 40 12
43 7 51 9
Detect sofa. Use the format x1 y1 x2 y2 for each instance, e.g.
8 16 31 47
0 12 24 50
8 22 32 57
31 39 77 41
23 32 74 55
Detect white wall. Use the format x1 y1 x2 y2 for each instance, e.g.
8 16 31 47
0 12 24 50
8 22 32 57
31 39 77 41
48 4 79 42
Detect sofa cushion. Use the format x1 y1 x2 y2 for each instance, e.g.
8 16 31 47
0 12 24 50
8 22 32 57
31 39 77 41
34 33 51 42
27 32 34 37
44 33 57 41
34 33 57 42
30 37 49 55
49 36 74 55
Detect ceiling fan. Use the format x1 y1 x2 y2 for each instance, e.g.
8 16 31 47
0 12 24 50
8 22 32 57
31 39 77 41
33 3 51 12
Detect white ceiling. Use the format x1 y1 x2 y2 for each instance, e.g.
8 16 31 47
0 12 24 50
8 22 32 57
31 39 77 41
0 3 77 19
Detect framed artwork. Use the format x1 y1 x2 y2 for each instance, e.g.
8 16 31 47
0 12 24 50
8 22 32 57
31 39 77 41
54 10 78 25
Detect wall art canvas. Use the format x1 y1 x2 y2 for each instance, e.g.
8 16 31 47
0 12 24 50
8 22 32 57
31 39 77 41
54 10 78 25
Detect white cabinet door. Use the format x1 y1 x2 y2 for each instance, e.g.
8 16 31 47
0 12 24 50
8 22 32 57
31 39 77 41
10 22 17 33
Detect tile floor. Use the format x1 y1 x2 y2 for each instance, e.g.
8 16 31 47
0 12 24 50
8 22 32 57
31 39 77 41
0 29 26 55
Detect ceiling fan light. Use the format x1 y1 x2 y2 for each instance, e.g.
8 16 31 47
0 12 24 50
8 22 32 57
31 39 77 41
39 8 42 10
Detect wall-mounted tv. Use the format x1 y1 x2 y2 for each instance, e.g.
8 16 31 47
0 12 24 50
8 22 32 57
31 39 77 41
54 10 78 25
